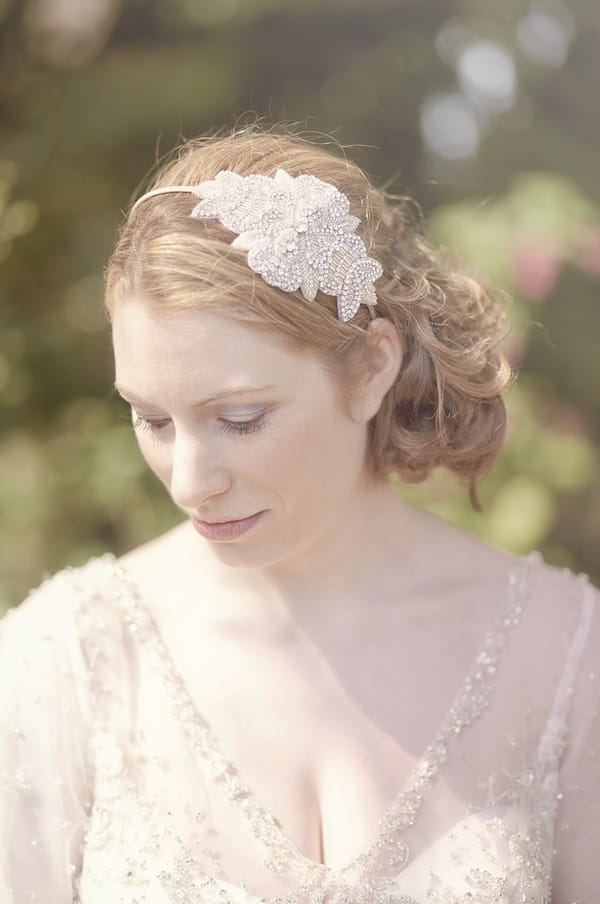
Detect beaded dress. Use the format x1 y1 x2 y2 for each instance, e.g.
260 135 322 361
0 552 598 904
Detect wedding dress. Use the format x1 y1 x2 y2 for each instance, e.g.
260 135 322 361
0 552 597 903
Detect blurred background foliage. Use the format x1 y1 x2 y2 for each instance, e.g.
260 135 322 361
0 0 598 613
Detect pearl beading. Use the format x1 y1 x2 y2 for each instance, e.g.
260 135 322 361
107 553 539 903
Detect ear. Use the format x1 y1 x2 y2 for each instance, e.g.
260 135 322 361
350 318 403 422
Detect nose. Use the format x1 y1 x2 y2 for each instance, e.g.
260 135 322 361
169 429 231 512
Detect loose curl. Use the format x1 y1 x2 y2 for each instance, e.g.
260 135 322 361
105 125 512 505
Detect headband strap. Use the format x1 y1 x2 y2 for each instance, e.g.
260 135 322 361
131 185 202 210
131 168 382 322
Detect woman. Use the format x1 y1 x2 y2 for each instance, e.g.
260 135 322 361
1 128 598 903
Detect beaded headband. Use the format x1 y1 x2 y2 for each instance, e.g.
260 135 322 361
131 168 382 322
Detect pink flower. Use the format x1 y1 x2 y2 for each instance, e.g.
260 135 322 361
510 233 561 301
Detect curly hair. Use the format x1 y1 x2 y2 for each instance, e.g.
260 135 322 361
105 125 512 504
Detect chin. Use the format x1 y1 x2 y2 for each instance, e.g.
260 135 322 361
189 513 319 574
197 534 289 571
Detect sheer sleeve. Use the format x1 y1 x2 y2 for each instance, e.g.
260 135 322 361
0 569 95 903
551 576 600 902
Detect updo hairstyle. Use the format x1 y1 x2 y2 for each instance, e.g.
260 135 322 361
105 126 512 503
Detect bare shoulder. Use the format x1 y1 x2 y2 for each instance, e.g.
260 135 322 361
402 506 519 599
413 506 596 609
403 510 598 662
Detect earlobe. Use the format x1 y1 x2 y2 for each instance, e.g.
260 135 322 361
351 318 403 422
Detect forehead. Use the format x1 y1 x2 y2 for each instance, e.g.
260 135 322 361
111 297 328 401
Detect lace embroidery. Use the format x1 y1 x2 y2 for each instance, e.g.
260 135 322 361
107 553 538 892
426 816 549 903
7 553 595 904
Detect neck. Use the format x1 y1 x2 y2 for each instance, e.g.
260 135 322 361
267 478 408 599
180 478 430 624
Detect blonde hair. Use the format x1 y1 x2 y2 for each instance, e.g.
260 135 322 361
105 126 511 503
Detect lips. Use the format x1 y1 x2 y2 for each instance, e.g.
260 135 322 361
191 511 265 541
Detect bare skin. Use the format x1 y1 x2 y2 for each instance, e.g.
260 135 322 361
113 300 518 868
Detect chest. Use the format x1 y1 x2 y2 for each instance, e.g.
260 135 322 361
86 567 556 902
82 720 551 904
130 607 490 869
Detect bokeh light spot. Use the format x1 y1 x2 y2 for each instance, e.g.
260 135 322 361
24 0 120 66
434 22 474 66
0 200 39 241
517 0 575 68
489 476 556 552
457 41 517 113
420 93 480 160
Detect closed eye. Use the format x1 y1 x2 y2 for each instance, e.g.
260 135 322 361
132 414 171 432
130 408 271 435
218 413 267 435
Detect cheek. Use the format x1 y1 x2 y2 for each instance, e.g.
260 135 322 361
259 407 362 495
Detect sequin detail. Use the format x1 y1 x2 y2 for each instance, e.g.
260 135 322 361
3 551 595 904
109 555 537 891
187 169 382 321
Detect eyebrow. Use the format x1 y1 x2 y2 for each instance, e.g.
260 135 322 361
114 384 277 408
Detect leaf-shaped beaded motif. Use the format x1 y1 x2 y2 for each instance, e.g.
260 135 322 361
188 168 383 321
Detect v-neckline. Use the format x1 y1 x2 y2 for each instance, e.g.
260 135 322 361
107 552 537 879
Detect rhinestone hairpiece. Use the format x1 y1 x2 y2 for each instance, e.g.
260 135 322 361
131 168 382 322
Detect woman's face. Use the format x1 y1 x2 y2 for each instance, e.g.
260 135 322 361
112 299 374 571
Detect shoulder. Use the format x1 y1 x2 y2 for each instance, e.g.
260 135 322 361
522 555 599 659
543 567 600 897
539 562 600 755
0 555 131 681
445 525 599 646
527 552 597 603
117 520 209 614
506 556 600 766
3 555 113 626
425 521 599 706
496 553 599 689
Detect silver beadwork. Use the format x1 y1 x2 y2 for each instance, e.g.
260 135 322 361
133 169 383 322
109 553 538 889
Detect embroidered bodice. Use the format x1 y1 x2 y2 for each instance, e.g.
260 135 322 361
0 554 598 903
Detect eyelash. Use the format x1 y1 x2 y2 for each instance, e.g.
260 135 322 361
132 416 170 433
218 414 267 435
131 414 267 436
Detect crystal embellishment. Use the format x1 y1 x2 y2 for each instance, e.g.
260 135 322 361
105 553 540 898
186 168 382 321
